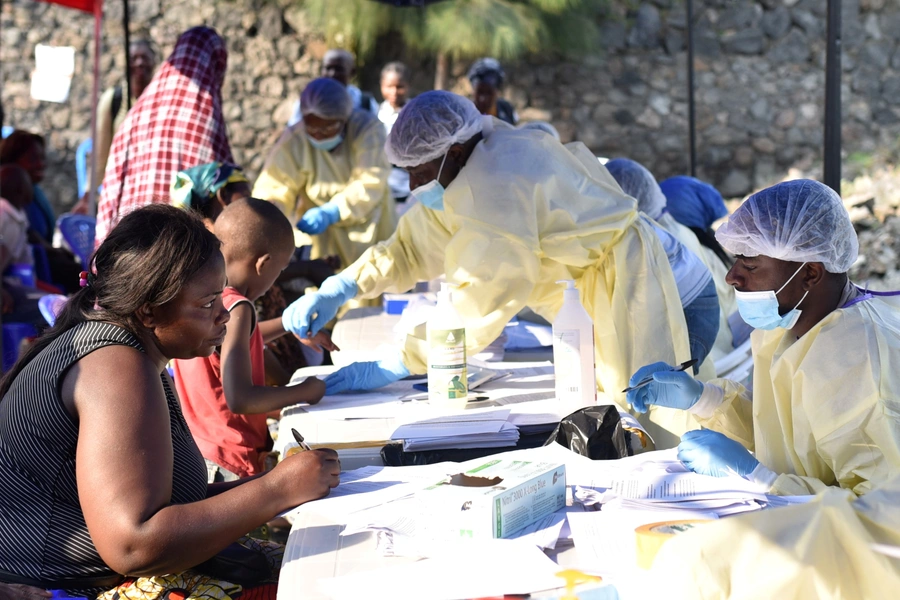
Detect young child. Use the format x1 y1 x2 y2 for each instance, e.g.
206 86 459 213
377 62 413 208
377 61 410 134
174 198 337 482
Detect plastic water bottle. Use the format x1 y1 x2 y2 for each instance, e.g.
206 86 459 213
552 280 596 411
427 282 467 409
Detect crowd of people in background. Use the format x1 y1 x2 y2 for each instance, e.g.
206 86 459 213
2 22 898 600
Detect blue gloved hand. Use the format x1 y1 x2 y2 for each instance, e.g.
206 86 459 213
324 351 410 394
677 429 759 478
627 361 704 414
297 202 341 234
282 275 358 337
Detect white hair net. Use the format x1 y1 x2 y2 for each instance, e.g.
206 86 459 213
300 77 353 121
386 91 484 168
716 179 858 273
605 158 667 220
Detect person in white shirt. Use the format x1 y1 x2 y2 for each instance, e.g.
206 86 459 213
0 165 44 325
377 62 412 206
287 49 377 127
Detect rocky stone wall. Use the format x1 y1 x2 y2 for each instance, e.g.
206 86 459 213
2 0 897 215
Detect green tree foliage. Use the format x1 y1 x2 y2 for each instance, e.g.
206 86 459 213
300 0 606 81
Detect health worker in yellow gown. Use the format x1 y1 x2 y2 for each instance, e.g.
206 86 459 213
628 179 900 496
252 77 395 274
280 91 700 449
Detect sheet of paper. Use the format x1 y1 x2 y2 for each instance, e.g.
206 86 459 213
509 508 569 549
601 496 764 517
608 471 769 502
318 538 566 600
284 464 453 520
31 45 75 103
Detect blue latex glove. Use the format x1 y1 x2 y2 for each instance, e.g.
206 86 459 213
626 361 704 414
282 275 358 337
324 351 410 394
297 202 341 234
677 429 759 478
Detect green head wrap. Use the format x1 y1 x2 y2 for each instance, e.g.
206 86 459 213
170 162 249 211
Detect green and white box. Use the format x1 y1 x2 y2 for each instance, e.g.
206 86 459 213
418 459 567 539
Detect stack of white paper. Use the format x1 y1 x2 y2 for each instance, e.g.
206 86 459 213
570 449 814 519
391 407 520 451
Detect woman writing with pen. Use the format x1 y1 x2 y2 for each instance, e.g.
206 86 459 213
0 205 340 598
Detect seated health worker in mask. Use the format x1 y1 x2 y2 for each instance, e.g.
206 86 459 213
627 180 900 496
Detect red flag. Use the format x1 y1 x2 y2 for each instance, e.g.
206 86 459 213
38 0 100 13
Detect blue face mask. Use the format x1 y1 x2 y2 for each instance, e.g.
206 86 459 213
309 133 344 152
734 262 809 330
412 152 448 211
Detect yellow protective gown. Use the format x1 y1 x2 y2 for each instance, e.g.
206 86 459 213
657 211 737 369
252 108 396 269
695 290 900 496
649 475 900 599
342 126 696 449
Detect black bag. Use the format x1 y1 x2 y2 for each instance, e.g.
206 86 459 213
544 405 631 460
193 543 272 587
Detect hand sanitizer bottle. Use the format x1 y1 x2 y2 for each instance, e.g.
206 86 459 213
552 280 596 411
427 283 467 409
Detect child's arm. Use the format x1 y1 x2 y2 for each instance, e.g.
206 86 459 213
221 303 326 413
259 316 341 355
259 316 290 344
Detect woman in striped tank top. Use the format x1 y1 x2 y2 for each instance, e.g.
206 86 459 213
0 205 340 599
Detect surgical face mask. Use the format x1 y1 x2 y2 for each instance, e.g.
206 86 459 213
734 262 809 330
309 133 344 152
411 153 448 211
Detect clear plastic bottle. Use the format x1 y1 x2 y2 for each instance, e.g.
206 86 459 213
552 280 596 411
427 283 467 409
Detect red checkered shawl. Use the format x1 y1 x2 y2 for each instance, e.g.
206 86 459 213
96 27 233 244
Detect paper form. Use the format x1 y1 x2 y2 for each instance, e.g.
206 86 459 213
608 471 770 502
284 464 453 520
510 507 569 549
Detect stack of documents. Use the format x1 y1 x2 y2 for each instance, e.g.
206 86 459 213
391 407 519 451
567 448 814 523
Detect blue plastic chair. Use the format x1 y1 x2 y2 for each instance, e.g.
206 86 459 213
4 263 36 288
58 215 96 269
38 294 68 327
2 322 38 372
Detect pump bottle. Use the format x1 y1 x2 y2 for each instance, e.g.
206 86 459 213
427 283 467 409
552 280 596 410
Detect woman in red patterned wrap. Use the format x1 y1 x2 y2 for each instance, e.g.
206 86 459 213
96 26 233 245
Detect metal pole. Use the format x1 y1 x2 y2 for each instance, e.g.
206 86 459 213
124 0 132 109
823 0 842 192
686 0 696 177
88 0 103 216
